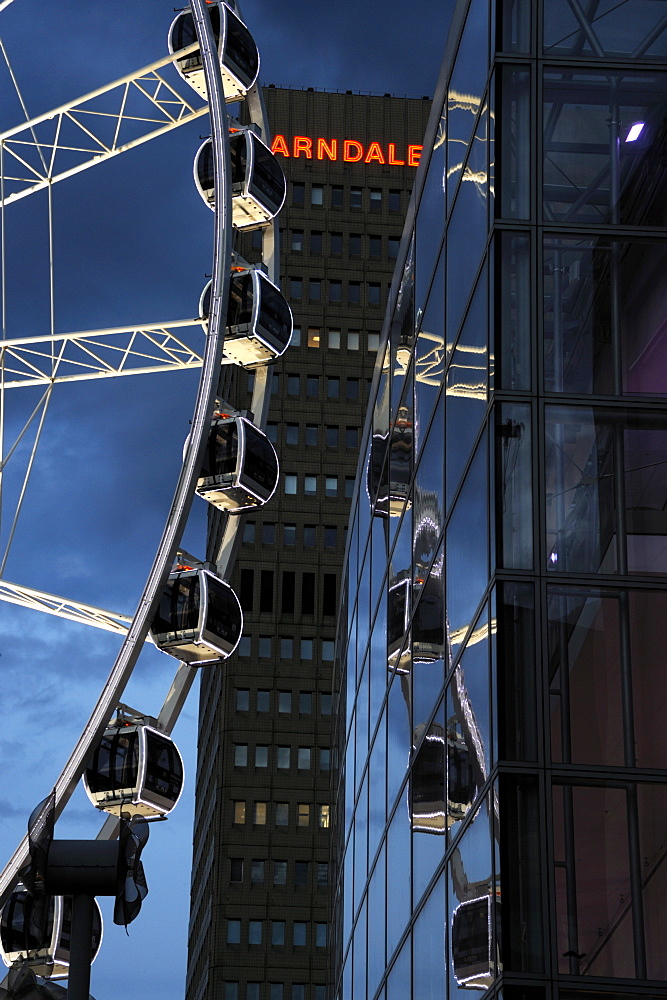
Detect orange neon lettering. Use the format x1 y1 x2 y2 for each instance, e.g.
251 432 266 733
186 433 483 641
364 142 385 164
271 135 290 157
408 145 423 167
316 138 338 161
388 143 405 165
343 140 364 162
293 136 313 158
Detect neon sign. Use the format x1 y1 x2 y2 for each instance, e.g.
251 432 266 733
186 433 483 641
271 135 422 167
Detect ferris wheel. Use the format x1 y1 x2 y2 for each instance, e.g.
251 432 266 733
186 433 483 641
0 0 288 990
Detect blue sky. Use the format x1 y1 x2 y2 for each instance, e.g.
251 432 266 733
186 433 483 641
0 2 449 997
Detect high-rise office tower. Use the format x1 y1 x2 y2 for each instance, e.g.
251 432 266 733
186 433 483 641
334 2 667 999
186 87 431 1000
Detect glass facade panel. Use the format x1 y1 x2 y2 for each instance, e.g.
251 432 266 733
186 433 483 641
446 432 489 644
544 3 667 60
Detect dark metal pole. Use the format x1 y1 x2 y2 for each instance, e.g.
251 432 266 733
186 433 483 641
67 894 94 1000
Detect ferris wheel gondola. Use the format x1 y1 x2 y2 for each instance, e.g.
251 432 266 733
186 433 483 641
194 131 286 228
200 268 292 368
168 1 259 101
196 413 279 511
150 567 243 663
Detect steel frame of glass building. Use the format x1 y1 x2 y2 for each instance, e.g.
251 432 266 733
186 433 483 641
333 3 667 999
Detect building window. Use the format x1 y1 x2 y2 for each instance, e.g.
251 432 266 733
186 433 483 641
345 476 355 498
347 331 360 351
254 802 267 825
368 282 381 305
250 859 264 884
323 574 337 615
227 920 241 944
326 426 339 447
293 922 307 946
314 988 326 1000
297 747 311 770
270 986 283 1000
315 924 327 947
295 861 308 886
282 570 295 615
247 987 260 1000
345 426 358 448
318 805 330 829
290 230 303 252
310 230 322 253
271 921 285 946
225 984 238 1000
235 688 249 711
292 987 305 1000
242 521 255 544
348 282 361 304
284 474 297 495
330 231 342 253
305 424 318 446
291 326 301 347
350 187 362 209
260 569 273 613
302 573 315 615
297 804 310 827
280 637 293 659
389 189 401 211
266 422 278 443
331 185 343 207
274 861 287 885
329 280 342 303
304 525 316 547
370 188 382 211
388 237 400 258
233 801 246 824
324 526 337 548
262 523 275 545
257 689 270 711
289 278 302 300
328 329 341 349
320 749 331 772
368 332 380 351
275 803 289 826
283 523 296 546
237 633 251 656
255 745 268 768
307 326 321 347
322 640 334 661
311 184 323 206
230 858 243 883
309 279 321 302
246 372 255 394
306 376 319 397
325 476 338 497
240 573 254 610
277 746 290 769
248 920 262 945
301 638 313 659
321 692 332 715
285 423 299 445
317 862 329 886
346 378 359 400
287 374 300 395
234 744 247 767
327 377 340 399
369 234 381 256
349 233 361 255
304 475 317 495
278 691 291 713
292 182 304 206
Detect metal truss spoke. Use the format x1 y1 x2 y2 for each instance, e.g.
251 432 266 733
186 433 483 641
0 44 207 206
0 579 132 634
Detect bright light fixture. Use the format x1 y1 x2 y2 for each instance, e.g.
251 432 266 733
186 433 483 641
626 122 646 143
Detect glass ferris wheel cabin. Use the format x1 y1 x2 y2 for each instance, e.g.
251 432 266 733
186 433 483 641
151 567 243 664
83 723 184 818
0 889 103 979
200 269 293 368
194 131 286 228
167 1 259 102
196 413 279 512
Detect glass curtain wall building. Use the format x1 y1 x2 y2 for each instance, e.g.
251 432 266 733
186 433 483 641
333 3 667 1000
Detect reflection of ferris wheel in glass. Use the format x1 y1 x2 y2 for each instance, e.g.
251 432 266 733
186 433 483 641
0 0 289 983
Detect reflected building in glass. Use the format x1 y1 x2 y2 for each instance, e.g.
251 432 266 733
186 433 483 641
333 3 667 999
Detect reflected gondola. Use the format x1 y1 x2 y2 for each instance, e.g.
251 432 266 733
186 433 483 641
447 719 476 824
167 2 259 101
367 406 413 518
196 413 279 511
387 573 445 672
151 567 243 663
451 894 496 990
387 577 410 673
0 888 102 979
200 268 292 368
194 132 286 228
83 723 184 818
410 723 445 834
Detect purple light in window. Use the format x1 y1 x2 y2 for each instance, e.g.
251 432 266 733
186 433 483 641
626 122 646 143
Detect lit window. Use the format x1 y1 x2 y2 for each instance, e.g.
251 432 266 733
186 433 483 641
315 923 327 947
234 744 247 767
230 858 243 883
321 692 332 714
368 283 381 305
297 804 310 827
330 231 342 253
328 329 341 349
307 326 321 347
285 423 298 445
257 689 270 710
277 746 290 769
290 230 303 252
298 748 311 770
233 801 246 824
319 805 330 828
242 522 255 544
322 640 334 661
227 920 241 944
309 279 321 302
292 182 304 206
289 278 302 300
326 426 339 447
304 475 317 495
250 859 264 884
280 637 293 659
347 331 360 351
320 749 331 772
370 188 382 211
368 332 380 351
293 922 307 946
284 523 296 545
369 235 381 256
350 187 362 209
311 184 323 206
287 374 300 395
248 920 262 945
305 425 318 446
329 280 342 303
311 230 323 253
304 525 316 547
275 802 288 826
272 921 285 946
255 745 268 768
295 861 308 885
331 185 343 207
279 691 292 713
349 233 361 255
254 802 267 825
274 861 287 885
317 862 329 886
284 474 297 495
301 638 313 660
235 688 249 711
325 476 338 497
